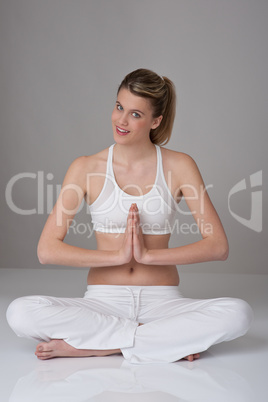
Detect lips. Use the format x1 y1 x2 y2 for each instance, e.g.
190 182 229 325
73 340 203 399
116 126 130 136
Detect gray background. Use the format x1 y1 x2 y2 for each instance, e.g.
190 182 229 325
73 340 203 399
1 0 267 274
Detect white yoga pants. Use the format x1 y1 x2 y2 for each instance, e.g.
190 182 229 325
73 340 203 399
6 285 253 364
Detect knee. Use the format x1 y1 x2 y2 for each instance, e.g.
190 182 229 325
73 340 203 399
6 297 33 337
228 298 254 336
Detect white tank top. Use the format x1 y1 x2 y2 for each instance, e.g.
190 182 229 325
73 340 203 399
88 144 177 235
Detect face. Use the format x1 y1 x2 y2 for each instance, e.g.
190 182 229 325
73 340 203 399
111 88 162 144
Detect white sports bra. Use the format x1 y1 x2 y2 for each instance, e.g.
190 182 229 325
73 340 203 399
88 144 177 235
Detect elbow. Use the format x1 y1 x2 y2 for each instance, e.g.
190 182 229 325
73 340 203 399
216 240 229 261
208 236 229 262
37 246 48 265
219 245 229 261
37 242 52 265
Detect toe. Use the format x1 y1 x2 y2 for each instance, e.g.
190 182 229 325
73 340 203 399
188 355 194 361
36 343 47 353
183 354 193 361
37 342 53 353
36 352 54 360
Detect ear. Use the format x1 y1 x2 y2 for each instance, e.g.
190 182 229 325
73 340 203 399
151 115 163 130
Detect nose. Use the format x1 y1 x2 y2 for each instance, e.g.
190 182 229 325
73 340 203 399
118 112 128 126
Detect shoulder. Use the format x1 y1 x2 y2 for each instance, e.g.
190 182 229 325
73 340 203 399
160 146 202 187
160 146 199 172
67 147 110 175
61 146 110 190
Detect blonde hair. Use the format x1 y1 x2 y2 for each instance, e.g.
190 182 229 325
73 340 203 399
117 68 176 145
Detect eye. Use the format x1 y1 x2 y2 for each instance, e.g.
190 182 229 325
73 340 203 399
132 112 140 118
116 104 123 111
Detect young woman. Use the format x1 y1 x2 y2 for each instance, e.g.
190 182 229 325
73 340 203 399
6 69 253 364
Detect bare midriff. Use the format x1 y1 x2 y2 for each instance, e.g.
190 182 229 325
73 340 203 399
87 232 180 286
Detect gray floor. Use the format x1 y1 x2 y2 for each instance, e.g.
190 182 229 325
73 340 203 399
1 268 267 402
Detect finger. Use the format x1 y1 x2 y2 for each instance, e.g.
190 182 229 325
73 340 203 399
132 204 139 216
126 204 134 233
128 204 134 216
126 210 134 234
136 210 140 225
130 214 135 233
133 217 137 234
132 205 138 225
133 217 141 236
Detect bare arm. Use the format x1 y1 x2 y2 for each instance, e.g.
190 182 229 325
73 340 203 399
133 154 229 265
37 157 132 268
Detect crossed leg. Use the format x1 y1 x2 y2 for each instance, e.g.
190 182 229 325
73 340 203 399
8 293 251 364
35 319 200 361
35 339 200 361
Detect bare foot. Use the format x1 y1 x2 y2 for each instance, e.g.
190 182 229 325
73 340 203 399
35 339 121 360
183 353 200 362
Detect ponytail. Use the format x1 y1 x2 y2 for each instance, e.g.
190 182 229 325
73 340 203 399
149 76 176 145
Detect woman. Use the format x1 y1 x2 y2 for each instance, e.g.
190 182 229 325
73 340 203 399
6 68 253 364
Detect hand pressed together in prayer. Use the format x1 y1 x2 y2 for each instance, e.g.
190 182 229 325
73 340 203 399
118 203 149 265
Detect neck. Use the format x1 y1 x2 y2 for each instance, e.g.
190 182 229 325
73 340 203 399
114 141 156 165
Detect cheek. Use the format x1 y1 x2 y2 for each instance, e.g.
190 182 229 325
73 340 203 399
135 119 151 131
111 109 119 122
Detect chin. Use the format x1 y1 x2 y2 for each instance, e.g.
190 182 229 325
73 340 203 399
113 132 131 144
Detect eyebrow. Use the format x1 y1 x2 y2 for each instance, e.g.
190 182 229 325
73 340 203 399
116 101 145 115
